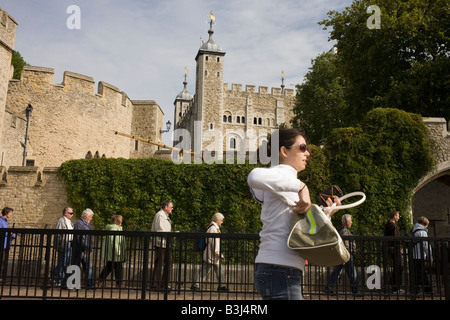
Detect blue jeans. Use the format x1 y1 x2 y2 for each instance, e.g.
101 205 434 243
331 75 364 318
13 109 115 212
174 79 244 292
325 254 360 293
53 242 72 284
254 263 303 300
80 252 94 287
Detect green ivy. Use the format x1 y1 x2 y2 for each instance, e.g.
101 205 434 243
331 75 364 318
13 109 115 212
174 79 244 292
59 158 261 232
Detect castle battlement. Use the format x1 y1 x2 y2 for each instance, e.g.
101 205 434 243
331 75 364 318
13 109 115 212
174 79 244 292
0 8 18 52
224 83 294 96
16 65 132 107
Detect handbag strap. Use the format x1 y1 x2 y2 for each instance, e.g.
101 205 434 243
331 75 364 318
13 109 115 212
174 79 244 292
322 192 366 216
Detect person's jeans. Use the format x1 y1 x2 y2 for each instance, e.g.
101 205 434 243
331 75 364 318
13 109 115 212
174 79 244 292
254 263 303 300
325 254 360 293
53 242 72 285
80 252 94 287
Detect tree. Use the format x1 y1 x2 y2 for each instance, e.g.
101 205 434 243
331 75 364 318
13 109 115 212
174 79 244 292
324 108 435 232
319 0 449 123
291 51 349 145
11 51 28 79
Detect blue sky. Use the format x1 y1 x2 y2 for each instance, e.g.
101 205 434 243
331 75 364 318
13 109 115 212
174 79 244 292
1 0 350 145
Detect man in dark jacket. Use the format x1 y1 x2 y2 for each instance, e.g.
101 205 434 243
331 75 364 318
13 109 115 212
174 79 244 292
384 210 404 294
72 208 95 288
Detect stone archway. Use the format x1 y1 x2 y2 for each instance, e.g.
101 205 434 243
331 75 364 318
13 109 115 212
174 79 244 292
413 161 450 237
412 118 450 237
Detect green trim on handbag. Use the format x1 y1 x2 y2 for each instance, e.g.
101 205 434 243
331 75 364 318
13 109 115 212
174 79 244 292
307 209 316 235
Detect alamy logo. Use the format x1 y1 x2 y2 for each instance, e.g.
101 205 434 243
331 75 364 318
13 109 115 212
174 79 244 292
66 5 81 30
367 5 381 29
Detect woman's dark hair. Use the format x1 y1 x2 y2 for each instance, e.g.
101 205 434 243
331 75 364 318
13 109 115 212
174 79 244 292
267 128 306 157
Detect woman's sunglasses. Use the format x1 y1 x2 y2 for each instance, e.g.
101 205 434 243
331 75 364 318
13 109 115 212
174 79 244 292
286 143 308 153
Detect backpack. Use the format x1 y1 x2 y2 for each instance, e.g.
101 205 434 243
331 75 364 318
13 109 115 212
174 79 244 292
196 224 214 251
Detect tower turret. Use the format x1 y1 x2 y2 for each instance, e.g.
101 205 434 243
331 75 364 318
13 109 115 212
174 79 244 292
193 11 226 156
174 68 193 126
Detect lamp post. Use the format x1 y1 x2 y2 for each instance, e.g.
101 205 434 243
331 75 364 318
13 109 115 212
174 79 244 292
22 104 33 166
160 120 172 134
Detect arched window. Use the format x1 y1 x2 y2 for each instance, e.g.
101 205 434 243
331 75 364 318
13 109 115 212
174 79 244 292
230 138 236 149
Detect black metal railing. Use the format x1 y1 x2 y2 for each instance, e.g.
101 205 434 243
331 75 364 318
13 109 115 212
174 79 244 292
0 228 448 300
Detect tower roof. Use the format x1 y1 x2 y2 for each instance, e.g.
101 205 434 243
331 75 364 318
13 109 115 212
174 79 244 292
175 72 193 101
196 11 225 59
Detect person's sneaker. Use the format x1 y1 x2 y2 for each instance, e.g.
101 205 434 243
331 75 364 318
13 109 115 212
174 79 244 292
393 289 405 294
323 287 333 294
190 285 199 291
217 286 229 292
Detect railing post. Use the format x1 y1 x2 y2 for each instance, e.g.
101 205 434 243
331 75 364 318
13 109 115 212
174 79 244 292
42 231 52 299
442 241 449 300
163 235 172 300
141 235 149 300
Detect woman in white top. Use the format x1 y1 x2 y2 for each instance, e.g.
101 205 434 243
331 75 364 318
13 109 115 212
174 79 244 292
248 128 339 300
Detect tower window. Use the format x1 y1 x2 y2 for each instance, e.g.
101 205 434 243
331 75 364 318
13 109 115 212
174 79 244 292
230 138 236 149
217 57 220 62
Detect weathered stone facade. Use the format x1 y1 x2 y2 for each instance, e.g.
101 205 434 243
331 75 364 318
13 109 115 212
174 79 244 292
0 166 67 228
173 21 295 160
0 9 17 163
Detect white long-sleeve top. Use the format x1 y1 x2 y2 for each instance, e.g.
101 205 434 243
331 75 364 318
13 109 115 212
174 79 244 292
247 164 305 271
151 209 172 248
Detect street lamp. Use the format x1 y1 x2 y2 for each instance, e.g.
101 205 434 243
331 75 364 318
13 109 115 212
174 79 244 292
22 104 33 166
160 120 172 134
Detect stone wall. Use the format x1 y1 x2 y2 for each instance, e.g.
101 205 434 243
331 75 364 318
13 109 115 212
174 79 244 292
0 166 67 228
0 8 17 164
2 66 164 168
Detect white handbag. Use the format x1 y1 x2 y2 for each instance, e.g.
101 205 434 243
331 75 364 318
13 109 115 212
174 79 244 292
287 192 366 267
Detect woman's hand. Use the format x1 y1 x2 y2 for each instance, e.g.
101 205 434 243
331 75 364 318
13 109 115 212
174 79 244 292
292 183 311 214
325 195 341 216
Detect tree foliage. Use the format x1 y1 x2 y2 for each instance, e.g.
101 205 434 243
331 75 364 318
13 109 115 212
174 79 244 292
11 51 28 80
323 108 435 232
292 52 349 145
319 0 449 123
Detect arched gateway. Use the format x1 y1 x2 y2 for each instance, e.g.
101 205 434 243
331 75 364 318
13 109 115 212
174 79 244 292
413 118 450 237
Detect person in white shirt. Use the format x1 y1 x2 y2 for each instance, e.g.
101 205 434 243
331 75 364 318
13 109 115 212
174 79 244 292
151 200 173 290
51 207 74 287
248 128 339 300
